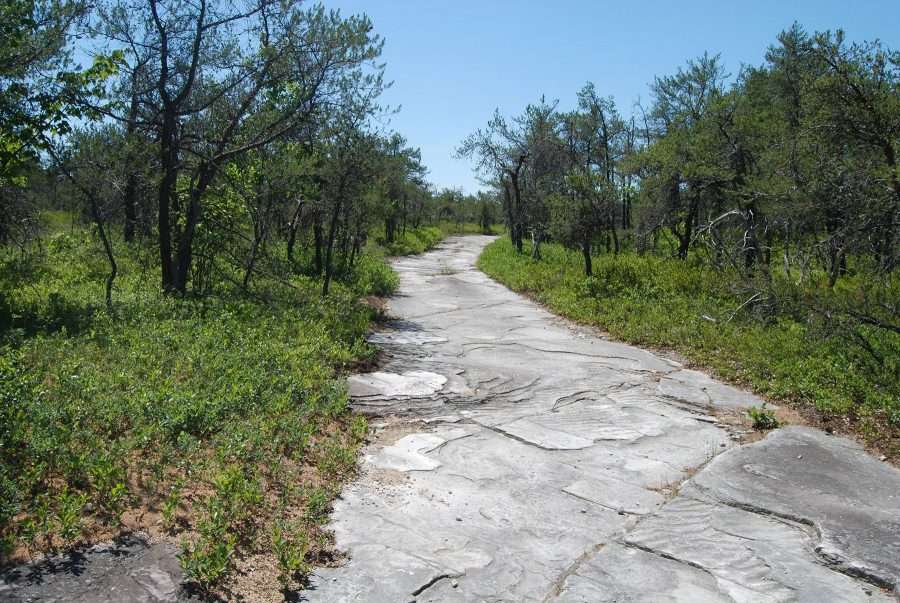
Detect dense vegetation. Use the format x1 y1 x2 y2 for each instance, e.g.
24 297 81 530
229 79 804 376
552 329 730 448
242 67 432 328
462 25 899 455
0 218 458 593
0 0 495 597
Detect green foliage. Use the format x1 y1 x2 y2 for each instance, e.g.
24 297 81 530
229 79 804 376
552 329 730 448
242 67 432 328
0 217 444 586
350 254 399 297
479 238 900 452
304 487 331 525
271 521 310 590
436 221 493 236
0 0 118 187
349 414 368 443
0 232 403 577
378 226 443 256
748 404 780 431
161 483 182 532
179 532 236 591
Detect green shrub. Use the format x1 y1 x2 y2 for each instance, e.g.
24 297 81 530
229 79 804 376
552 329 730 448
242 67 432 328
747 404 781 430
351 254 399 296
271 521 309 590
0 236 383 584
0 219 450 585
379 226 443 256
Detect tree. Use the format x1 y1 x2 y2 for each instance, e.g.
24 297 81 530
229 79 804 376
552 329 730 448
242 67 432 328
1 0 87 184
0 0 115 243
636 53 729 260
548 172 613 276
458 110 529 252
811 30 900 273
94 0 384 293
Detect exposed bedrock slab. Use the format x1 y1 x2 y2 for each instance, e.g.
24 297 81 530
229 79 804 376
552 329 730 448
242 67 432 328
305 236 898 602
658 368 769 410
685 426 900 587
347 370 447 399
0 534 187 603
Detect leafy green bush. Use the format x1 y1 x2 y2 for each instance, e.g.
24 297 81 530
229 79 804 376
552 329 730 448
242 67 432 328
379 226 443 256
0 234 395 586
748 404 780 430
351 254 399 297
0 215 449 589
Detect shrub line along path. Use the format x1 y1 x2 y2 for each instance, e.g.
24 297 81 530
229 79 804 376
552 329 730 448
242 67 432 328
305 235 900 602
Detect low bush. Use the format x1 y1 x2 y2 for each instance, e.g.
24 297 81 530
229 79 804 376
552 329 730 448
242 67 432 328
0 225 430 592
748 404 781 430
378 226 444 256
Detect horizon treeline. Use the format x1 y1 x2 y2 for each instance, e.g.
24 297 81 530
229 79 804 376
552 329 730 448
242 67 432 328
459 23 898 287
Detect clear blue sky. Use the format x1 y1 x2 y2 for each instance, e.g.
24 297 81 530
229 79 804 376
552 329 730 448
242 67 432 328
324 0 900 194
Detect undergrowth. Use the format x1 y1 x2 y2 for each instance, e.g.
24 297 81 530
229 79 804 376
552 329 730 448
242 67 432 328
374 226 443 256
0 225 445 594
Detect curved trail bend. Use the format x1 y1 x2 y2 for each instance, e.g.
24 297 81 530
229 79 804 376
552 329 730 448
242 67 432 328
306 235 900 603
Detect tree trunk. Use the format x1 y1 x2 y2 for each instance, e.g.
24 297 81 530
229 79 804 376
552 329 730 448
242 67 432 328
676 196 698 260
502 183 519 251
385 216 395 243
158 108 177 292
286 199 304 263
172 165 214 294
322 197 343 296
676 229 690 260
173 191 200 294
581 239 592 277
531 230 542 260
313 213 323 275
828 245 845 288
509 163 525 254
322 173 349 296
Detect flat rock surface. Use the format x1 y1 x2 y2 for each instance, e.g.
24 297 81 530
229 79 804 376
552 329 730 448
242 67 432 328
305 236 900 602
1 534 187 602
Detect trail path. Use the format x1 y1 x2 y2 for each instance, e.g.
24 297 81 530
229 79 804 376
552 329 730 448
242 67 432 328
305 235 900 603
